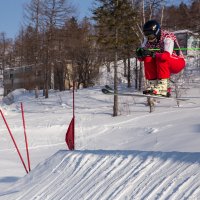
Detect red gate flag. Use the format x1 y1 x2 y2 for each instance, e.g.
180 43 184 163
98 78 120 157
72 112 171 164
65 116 75 150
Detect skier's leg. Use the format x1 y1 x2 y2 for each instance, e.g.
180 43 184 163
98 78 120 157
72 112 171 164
169 55 185 74
152 54 170 96
156 54 170 79
144 56 157 80
143 57 157 94
153 55 185 96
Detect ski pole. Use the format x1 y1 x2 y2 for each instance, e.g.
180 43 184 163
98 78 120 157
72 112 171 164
148 48 200 51
0 109 29 174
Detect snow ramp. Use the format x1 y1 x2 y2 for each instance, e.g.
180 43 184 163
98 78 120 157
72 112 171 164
1 150 200 200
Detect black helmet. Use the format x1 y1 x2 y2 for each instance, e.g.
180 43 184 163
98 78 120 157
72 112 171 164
143 20 161 39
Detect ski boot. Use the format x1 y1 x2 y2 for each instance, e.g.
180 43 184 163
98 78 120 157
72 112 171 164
166 87 171 97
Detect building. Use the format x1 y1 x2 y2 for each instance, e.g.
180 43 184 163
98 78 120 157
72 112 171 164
3 65 44 96
174 30 200 57
3 62 74 96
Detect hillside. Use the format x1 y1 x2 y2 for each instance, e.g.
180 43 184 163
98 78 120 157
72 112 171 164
0 67 200 199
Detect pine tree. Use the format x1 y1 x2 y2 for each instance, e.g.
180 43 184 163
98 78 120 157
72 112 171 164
93 0 139 116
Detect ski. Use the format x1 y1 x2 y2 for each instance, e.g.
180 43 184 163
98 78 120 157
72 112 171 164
102 88 189 101
105 85 113 91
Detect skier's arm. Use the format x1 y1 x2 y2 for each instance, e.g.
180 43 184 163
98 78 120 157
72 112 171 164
164 38 174 55
141 37 147 48
136 37 148 61
156 38 174 61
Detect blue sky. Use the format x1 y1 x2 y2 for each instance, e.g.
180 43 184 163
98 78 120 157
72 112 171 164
0 0 94 39
0 0 188 39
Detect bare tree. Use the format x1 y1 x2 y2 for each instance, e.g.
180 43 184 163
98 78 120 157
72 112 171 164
24 0 74 98
0 33 11 71
24 0 43 97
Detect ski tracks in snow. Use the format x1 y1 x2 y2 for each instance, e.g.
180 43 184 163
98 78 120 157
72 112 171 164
3 151 200 200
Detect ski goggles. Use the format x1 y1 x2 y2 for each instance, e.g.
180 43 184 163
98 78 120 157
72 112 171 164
146 34 156 40
143 31 156 40
144 34 156 40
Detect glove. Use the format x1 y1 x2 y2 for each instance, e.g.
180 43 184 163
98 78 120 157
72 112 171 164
136 48 144 58
136 47 155 58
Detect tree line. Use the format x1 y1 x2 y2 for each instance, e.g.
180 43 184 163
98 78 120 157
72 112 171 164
0 0 199 101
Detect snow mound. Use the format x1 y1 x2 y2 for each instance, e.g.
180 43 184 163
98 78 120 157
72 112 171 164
2 150 200 200
2 89 27 105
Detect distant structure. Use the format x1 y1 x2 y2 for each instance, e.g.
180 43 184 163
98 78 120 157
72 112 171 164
3 65 44 96
174 30 200 57
3 62 73 96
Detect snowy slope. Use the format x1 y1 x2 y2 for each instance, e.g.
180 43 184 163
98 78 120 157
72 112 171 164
3 150 200 200
0 84 200 199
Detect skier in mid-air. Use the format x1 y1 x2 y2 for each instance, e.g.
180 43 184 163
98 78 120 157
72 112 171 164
136 20 186 96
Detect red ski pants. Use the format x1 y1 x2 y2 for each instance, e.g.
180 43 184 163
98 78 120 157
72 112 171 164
143 53 185 80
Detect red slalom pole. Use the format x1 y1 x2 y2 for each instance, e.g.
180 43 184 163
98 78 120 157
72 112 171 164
73 81 75 149
65 81 75 150
73 81 75 118
0 109 28 174
21 103 31 172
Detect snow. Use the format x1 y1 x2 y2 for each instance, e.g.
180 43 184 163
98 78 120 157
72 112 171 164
0 74 200 199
